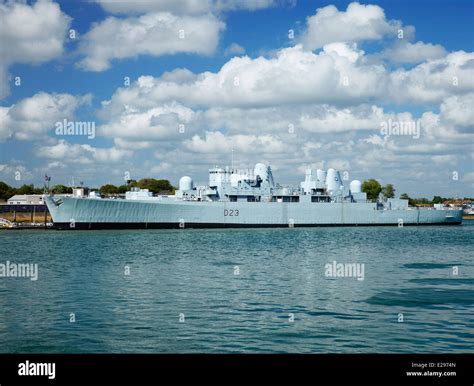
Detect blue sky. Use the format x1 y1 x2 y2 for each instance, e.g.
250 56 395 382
0 0 473 197
5 0 474 104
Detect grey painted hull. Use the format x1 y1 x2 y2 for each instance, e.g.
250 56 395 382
44 196 463 229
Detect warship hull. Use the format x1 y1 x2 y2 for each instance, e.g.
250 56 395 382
44 196 463 230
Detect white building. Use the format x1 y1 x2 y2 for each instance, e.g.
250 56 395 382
7 194 44 205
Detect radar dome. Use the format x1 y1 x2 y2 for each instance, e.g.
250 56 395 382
349 180 362 193
179 176 193 191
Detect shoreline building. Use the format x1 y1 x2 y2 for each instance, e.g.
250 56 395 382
7 195 45 205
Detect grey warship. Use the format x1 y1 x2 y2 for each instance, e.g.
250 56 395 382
44 163 463 229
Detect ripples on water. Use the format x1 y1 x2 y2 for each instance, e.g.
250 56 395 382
0 223 473 353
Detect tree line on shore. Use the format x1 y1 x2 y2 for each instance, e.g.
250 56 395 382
0 179 175 201
360 179 472 204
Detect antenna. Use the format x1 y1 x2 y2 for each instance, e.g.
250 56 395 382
43 174 51 194
231 147 234 171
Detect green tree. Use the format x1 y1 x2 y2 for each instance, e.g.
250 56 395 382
138 178 175 194
432 196 445 204
0 181 14 201
16 184 36 195
361 179 382 201
415 198 430 205
117 185 128 194
32 186 43 194
117 179 139 193
400 193 416 206
51 184 72 194
381 184 395 198
99 184 119 195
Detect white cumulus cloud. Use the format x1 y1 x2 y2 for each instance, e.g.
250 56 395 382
0 0 71 98
0 92 91 141
299 2 403 50
98 45 387 111
439 93 474 128
380 41 447 64
78 12 225 71
184 131 287 154
37 140 132 164
94 0 278 15
388 51 474 104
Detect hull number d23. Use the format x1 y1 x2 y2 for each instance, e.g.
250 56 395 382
224 209 240 217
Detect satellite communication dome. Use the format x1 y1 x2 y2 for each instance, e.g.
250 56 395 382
349 180 362 193
179 176 193 191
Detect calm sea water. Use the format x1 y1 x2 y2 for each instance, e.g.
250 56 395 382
0 223 473 353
